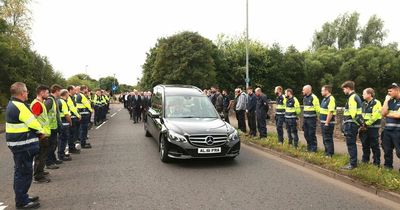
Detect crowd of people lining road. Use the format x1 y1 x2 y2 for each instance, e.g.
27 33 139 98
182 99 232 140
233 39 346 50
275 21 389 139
203 81 400 171
5 80 400 209
5 82 111 209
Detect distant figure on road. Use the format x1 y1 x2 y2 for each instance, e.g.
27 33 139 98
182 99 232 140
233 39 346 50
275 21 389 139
255 87 268 138
130 90 142 124
246 86 257 137
284 88 301 148
302 85 320 152
274 86 286 144
319 85 336 158
235 88 247 133
341 81 364 170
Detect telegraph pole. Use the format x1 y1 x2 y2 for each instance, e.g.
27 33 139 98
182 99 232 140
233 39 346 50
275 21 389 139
245 0 249 89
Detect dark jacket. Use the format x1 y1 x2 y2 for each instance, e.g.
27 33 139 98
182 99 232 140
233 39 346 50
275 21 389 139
130 95 142 111
246 93 257 113
256 93 268 115
215 93 224 112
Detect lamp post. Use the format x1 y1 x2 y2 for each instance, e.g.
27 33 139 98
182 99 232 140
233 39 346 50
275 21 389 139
245 0 249 89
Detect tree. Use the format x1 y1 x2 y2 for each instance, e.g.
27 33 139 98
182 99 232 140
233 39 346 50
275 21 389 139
66 74 98 90
140 31 218 89
336 12 360 49
0 0 32 46
99 76 119 91
359 15 387 47
312 22 337 49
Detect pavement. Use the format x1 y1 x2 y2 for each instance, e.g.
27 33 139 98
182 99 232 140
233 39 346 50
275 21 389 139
0 104 399 209
228 116 400 169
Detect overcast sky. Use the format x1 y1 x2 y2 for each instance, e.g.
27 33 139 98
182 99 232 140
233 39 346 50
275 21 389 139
30 0 400 86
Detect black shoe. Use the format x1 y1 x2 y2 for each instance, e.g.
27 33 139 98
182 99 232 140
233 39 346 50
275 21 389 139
34 176 51 183
341 164 357 170
86 142 91 146
55 160 63 164
16 201 40 209
82 144 92 149
29 196 39 202
69 149 80 154
61 156 72 161
42 171 49 175
46 164 59 170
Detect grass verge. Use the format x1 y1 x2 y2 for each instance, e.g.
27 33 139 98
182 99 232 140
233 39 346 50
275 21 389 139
240 132 400 193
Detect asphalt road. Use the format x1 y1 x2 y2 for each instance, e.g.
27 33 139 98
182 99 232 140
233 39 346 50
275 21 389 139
0 104 399 210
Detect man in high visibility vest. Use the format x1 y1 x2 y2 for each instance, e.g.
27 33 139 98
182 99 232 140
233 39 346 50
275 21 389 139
360 88 382 166
285 88 301 148
341 81 364 170
58 89 73 161
30 85 51 183
6 82 44 209
274 86 286 144
381 83 400 170
93 90 106 125
302 85 320 152
45 84 62 169
320 85 336 157
76 85 93 149
67 85 81 153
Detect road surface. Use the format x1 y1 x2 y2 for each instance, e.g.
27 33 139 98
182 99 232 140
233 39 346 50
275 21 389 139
0 104 398 209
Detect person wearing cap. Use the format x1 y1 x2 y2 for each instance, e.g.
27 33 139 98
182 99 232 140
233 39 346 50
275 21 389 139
360 88 382 166
381 83 400 170
341 81 364 170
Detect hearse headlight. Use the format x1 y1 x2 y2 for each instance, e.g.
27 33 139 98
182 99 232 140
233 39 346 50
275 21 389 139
167 130 187 143
228 129 239 142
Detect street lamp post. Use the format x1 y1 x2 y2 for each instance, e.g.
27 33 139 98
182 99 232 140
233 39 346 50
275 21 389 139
245 0 249 89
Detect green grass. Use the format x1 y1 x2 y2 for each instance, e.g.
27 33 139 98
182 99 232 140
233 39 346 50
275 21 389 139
0 111 4 124
240 132 400 193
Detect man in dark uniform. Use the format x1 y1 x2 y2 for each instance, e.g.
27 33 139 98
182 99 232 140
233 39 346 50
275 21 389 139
255 88 268 138
6 82 43 209
222 90 232 123
130 90 142 123
381 83 400 170
246 87 257 136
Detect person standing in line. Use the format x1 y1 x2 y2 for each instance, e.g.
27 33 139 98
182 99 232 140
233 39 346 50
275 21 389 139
302 85 320 152
255 87 268 138
235 88 247 132
320 85 336 158
284 89 301 148
222 90 232 123
45 84 62 169
274 86 286 144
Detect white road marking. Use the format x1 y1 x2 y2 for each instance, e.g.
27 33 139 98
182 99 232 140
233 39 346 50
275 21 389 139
111 113 117 118
0 202 8 210
95 121 107 130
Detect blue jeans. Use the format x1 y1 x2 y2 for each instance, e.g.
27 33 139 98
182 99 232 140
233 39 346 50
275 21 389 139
46 129 58 165
303 117 317 152
343 122 359 167
382 129 400 169
321 124 335 156
79 114 90 146
13 148 38 206
275 115 285 143
285 118 298 147
58 125 70 159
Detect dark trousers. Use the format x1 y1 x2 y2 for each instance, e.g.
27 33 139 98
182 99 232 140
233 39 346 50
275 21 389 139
285 118 299 147
46 129 58 166
343 122 359 167
247 111 257 136
34 139 49 179
223 110 230 123
94 106 102 124
58 125 70 159
256 112 267 137
79 114 90 146
69 118 79 149
132 108 140 123
321 124 335 156
303 117 318 152
13 148 38 206
382 129 400 169
359 128 380 165
275 115 285 143
236 110 246 132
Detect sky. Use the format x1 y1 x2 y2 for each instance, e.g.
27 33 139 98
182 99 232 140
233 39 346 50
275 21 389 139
30 0 400 86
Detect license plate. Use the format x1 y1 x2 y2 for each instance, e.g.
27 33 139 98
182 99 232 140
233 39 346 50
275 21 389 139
198 147 221 154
